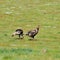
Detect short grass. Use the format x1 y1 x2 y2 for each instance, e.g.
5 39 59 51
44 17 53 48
0 0 60 60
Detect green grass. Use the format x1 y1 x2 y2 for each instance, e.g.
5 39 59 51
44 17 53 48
0 0 60 60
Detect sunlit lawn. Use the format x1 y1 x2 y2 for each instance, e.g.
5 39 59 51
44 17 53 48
0 0 60 60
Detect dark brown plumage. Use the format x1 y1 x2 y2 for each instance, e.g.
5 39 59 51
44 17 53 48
12 29 24 39
26 25 39 39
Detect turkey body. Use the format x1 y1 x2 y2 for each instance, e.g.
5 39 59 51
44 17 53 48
26 26 39 39
12 29 24 39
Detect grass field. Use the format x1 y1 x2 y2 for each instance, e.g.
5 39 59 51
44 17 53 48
0 0 60 60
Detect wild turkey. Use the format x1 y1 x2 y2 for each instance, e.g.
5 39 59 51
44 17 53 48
12 29 24 39
26 25 39 39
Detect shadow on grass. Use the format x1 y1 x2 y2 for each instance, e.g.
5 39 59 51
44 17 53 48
29 39 38 41
0 48 33 55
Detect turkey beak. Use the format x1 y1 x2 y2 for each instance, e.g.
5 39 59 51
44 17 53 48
12 32 16 37
12 34 14 37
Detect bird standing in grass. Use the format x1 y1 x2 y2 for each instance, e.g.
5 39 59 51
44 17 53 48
26 25 40 40
12 29 24 39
